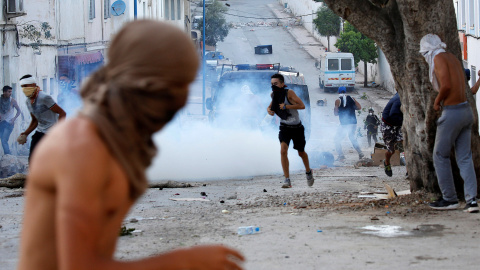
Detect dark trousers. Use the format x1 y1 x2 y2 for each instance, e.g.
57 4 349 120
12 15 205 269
29 131 46 162
367 131 378 147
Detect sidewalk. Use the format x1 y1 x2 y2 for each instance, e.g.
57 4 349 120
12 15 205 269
268 4 326 61
268 3 392 110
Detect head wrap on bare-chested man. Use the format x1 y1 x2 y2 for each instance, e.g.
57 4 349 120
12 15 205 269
79 20 199 199
419 34 447 91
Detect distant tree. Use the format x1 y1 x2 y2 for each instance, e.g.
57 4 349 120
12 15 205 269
335 22 378 87
198 1 229 47
313 6 340 51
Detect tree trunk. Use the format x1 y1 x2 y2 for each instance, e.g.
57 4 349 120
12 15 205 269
327 36 330 52
364 60 368 87
323 0 480 198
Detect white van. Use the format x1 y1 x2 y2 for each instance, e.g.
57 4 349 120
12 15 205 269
317 52 356 92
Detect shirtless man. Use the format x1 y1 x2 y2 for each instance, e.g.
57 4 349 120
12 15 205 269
419 34 478 213
17 20 244 270
470 69 480 95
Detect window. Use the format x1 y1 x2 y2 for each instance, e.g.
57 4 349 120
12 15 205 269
164 0 169 19
11 83 16 97
469 0 475 32
171 0 175 20
3 56 10 85
104 0 111 19
50 78 55 95
471 66 477 88
43 78 48 93
89 0 96 20
177 0 181 20
461 0 466 29
341 59 352 70
327 59 339 71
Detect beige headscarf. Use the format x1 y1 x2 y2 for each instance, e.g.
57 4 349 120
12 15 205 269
79 20 199 200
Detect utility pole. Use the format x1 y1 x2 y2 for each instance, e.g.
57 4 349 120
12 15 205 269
202 0 206 115
134 0 138 20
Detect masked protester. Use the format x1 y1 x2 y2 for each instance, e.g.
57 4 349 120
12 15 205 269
267 73 314 188
364 107 380 147
419 34 478 213
17 75 66 161
17 20 245 270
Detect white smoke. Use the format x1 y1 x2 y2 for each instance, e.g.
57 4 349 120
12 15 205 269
146 80 307 182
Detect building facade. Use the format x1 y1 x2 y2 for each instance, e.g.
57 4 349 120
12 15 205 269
454 0 480 132
0 0 192 156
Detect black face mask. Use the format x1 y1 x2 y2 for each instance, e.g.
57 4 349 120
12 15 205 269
271 85 284 91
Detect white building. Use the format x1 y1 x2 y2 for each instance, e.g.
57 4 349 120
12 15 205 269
454 0 480 132
0 0 192 156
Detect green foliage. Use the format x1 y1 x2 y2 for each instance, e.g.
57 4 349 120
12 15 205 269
198 1 230 47
119 226 135 236
335 22 378 66
313 6 340 37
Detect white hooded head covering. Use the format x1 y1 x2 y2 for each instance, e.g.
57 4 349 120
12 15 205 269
419 34 446 91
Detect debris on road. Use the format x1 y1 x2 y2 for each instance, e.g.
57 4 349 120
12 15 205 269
169 198 210 202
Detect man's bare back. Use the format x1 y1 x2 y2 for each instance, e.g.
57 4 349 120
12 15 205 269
18 117 133 270
433 52 467 109
18 117 244 270
17 20 244 270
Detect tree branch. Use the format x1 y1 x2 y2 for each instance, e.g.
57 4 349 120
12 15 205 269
322 0 397 51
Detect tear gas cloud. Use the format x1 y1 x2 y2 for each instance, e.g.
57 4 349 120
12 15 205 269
146 78 309 182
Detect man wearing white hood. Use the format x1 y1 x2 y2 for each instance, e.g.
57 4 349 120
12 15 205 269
419 34 478 213
17 74 66 161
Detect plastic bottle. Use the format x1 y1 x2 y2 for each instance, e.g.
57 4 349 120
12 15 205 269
237 226 260 235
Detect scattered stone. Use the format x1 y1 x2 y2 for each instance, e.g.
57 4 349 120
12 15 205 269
222 210 230 214
130 218 138 223
263 189 267 192
220 200 225 203
0 173 27 188
297 202 307 208
149 181 192 189
0 155 28 179
371 216 379 221
200 192 207 196
227 194 237 200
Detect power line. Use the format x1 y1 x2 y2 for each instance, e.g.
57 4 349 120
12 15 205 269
221 11 315 20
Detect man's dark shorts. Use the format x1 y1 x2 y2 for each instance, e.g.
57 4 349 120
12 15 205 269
279 123 306 152
380 121 403 153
